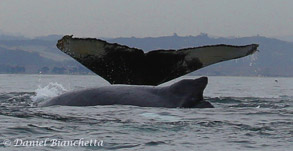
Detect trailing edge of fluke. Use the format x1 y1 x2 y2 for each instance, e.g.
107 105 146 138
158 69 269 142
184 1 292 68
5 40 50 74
57 35 258 85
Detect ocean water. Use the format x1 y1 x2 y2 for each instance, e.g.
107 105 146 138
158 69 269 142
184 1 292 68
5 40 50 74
0 74 292 151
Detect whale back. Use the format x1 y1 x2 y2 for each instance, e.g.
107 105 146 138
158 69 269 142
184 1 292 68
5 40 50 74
167 77 211 108
40 77 213 108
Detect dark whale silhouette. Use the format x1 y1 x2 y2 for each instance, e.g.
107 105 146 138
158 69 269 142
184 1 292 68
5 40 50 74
41 36 258 108
40 77 213 108
57 35 258 85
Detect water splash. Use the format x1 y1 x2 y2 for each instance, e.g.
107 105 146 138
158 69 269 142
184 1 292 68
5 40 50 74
30 82 67 103
249 52 258 66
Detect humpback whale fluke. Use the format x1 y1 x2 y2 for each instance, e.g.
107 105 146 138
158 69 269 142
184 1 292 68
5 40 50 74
57 35 258 85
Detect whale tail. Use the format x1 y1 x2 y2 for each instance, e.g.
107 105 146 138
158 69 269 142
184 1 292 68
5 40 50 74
57 35 258 86
168 77 213 108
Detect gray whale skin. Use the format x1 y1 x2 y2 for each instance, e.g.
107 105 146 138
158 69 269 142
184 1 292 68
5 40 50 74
40 77 213 108
41 36 258 108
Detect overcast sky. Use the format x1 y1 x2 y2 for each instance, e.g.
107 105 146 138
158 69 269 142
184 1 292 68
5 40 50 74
1 0 293 38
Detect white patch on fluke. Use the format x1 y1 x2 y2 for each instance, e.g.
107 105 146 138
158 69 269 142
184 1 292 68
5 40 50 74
185 45 256 67
65 38 106 58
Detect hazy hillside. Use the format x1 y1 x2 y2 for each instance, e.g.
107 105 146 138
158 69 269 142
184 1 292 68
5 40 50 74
0 33 292 76
0 34 91 74
0 34 68 61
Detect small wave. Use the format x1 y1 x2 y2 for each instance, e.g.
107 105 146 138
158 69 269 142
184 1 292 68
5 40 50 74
145 141 166 146
206 96 292 109
30 82 67 103
0 92 34 107
140 112 181 122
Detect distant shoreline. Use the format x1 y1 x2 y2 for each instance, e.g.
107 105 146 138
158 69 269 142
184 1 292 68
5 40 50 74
1 33 293 77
